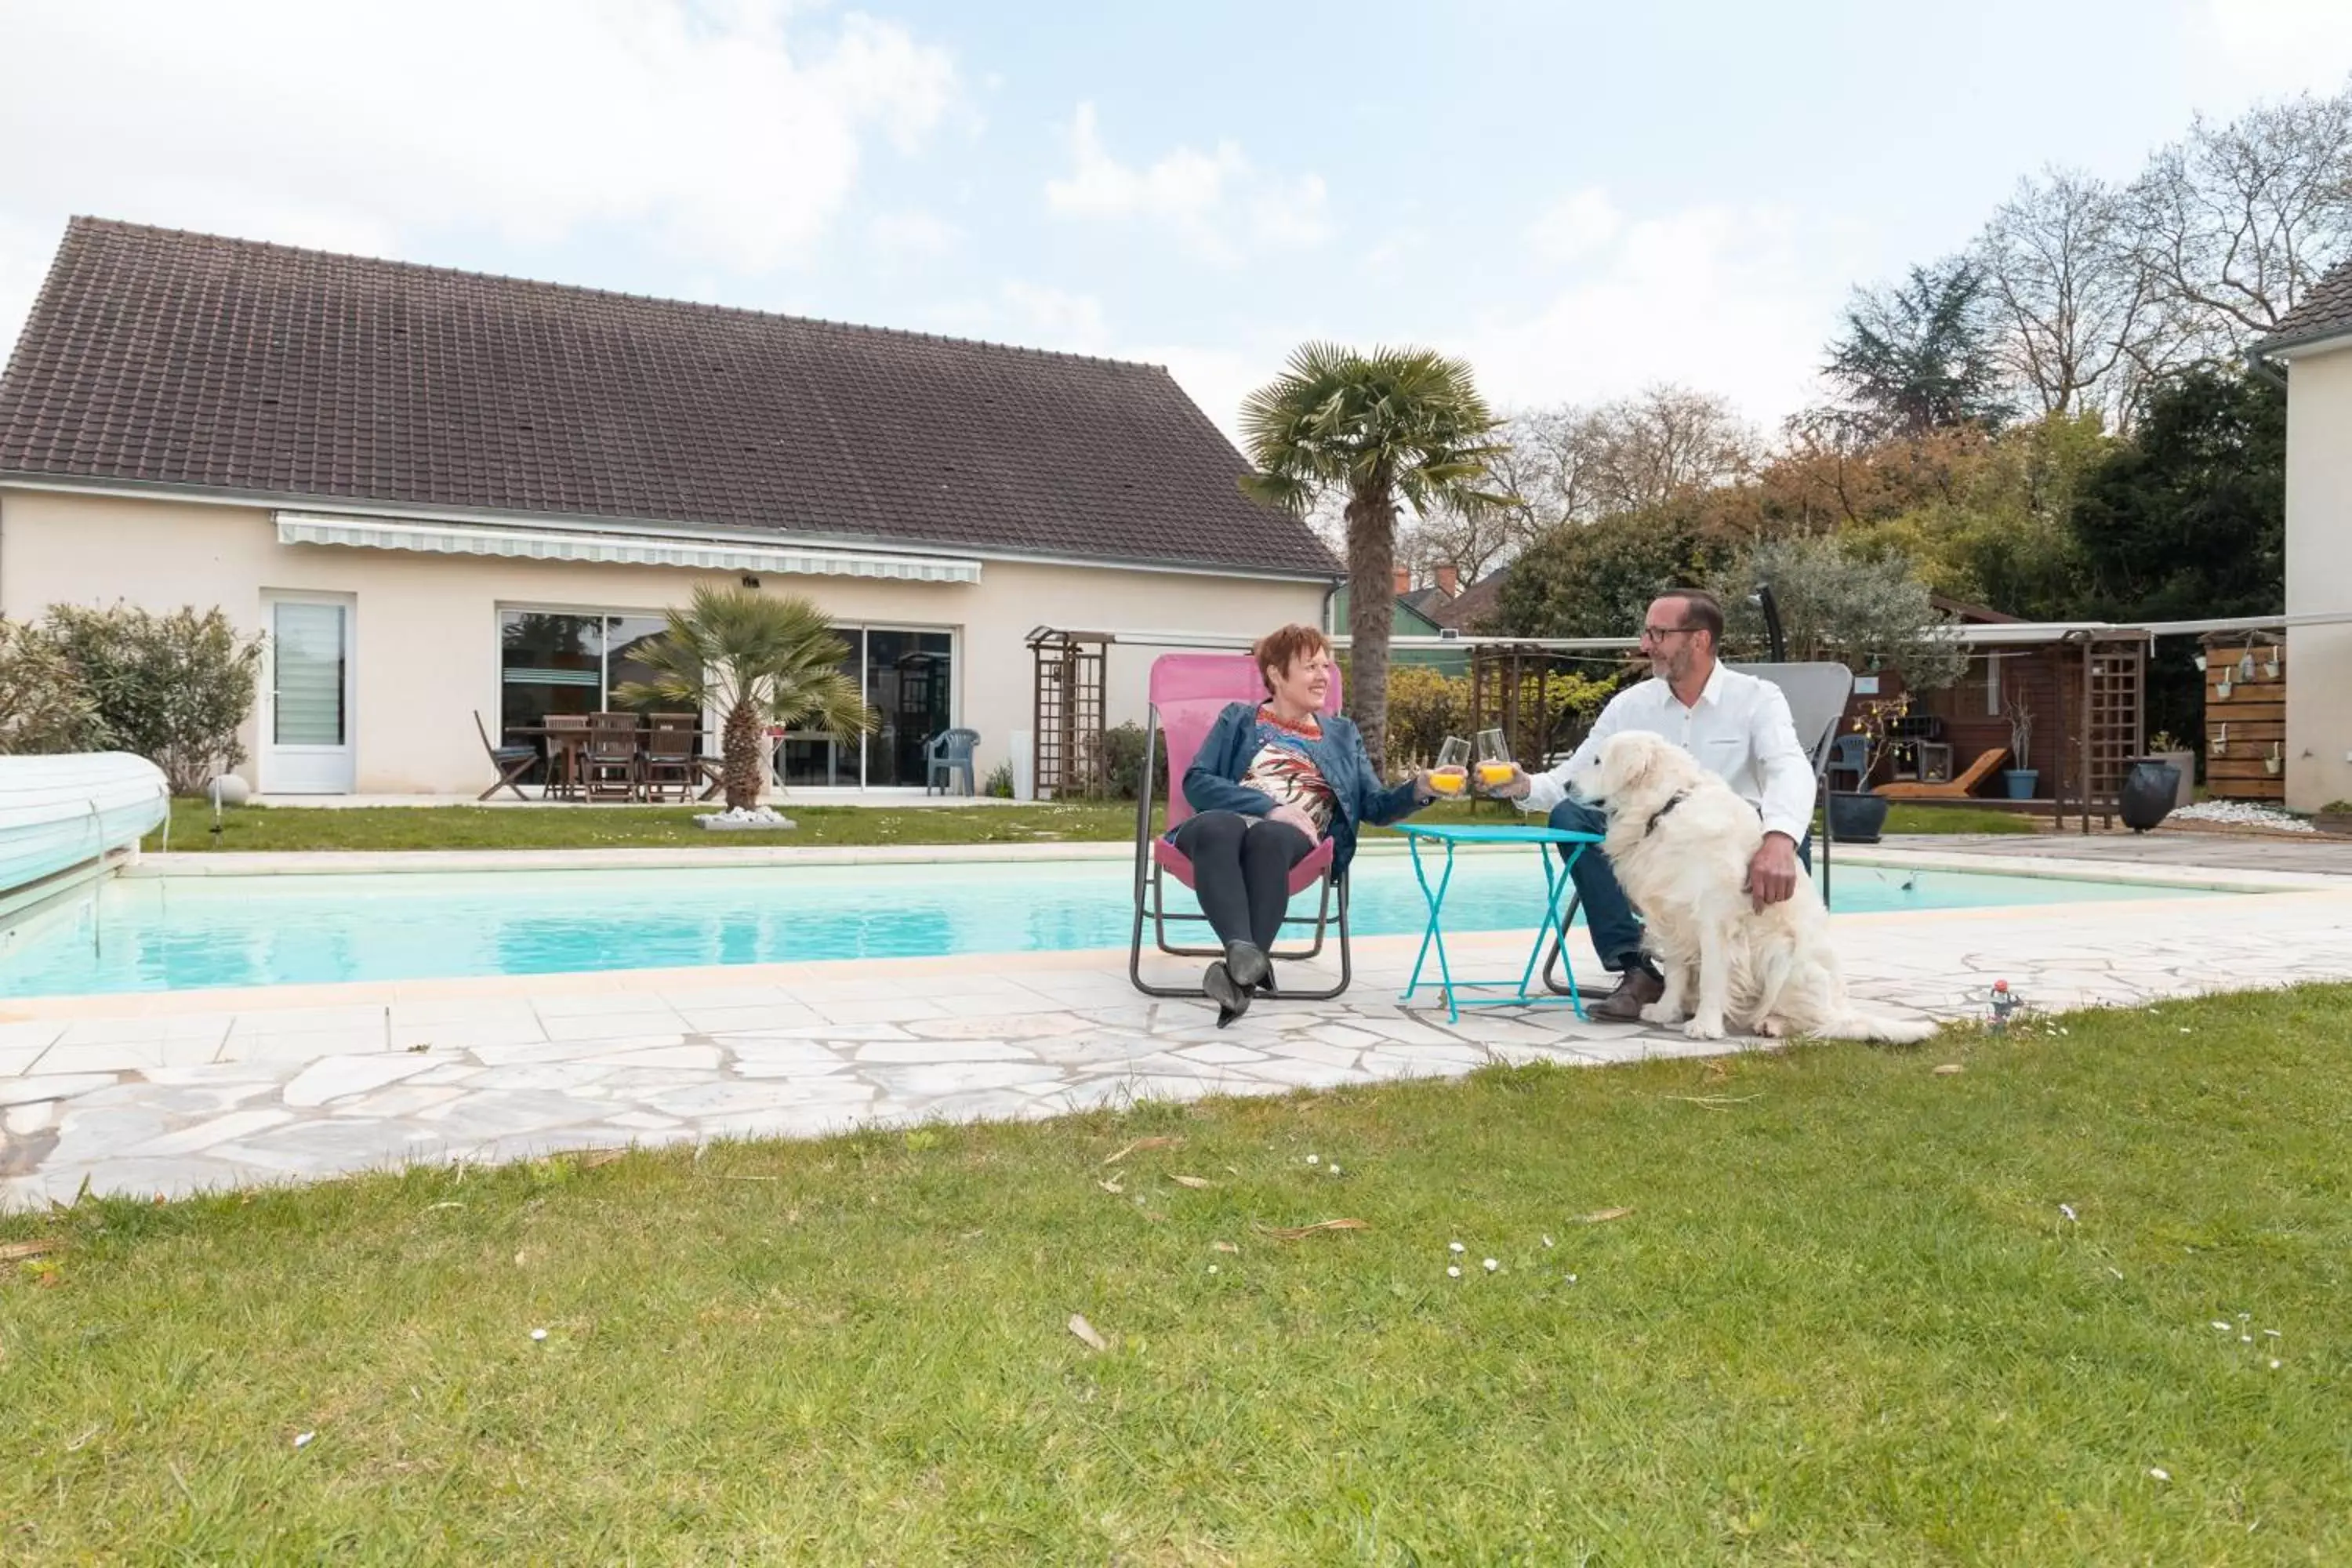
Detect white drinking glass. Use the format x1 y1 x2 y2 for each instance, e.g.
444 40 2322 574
1432 735 1471 797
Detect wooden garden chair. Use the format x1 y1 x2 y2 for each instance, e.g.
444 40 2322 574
643 713 701 802
583 712 643 801
474 711 539 801
543 713 590 800
1877 747 2009 800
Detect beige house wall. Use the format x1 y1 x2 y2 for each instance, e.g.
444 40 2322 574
0 488 1328 797
2282 343 2352 813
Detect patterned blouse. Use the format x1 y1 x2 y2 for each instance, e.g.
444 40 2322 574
1240 709 1336 833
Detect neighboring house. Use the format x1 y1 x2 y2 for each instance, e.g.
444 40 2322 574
1425 566 1505 636
0 219 1338 797
2253 264 2352 814
1328 565 1467 674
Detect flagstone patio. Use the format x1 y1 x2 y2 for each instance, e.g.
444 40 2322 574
5 849 2350 1210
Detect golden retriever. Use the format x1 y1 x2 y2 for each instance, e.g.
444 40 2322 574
1566 731 1938 1044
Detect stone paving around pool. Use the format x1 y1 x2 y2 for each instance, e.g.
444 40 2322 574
5 851 2351 1210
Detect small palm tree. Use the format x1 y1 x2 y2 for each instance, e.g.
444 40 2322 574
1240 343 1508 762
615 585 873 811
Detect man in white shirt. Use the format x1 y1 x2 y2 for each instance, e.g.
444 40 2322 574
1490 589 1814 1021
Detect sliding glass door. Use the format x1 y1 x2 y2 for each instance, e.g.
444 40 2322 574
779 624 956 789
498 609 673 784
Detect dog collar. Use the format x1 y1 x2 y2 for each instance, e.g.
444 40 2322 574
1643 789 1690 837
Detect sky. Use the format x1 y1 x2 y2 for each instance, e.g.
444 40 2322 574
3 0 2352 445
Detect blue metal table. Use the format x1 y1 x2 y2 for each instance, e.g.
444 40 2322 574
1395 822 1604 1023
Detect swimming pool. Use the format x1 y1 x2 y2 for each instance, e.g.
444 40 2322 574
0 852 2217 999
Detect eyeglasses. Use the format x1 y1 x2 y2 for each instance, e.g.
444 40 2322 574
1640 624 1696 642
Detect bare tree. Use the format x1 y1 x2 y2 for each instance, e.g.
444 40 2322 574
2127 86 2352 345
1974 167 2176 426
1484 386 1759 535
1394 501 1519 583
1584 385 1762 513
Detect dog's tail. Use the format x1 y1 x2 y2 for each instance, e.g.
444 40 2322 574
1811 1010 1939 1045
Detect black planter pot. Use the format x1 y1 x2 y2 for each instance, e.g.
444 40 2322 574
1827 790 1890 844
2118 760 2182 833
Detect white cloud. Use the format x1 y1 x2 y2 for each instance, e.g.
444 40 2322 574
1462 193 1858 429
1526 188 1625 263
923 281 1112 356
2187 0 2352 98
1044 103 1331 263
997 282 1111 353
0 0 957 354
868 209 963 261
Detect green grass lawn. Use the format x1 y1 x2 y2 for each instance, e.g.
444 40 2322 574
144 797 2034 853
5 986 2346 1563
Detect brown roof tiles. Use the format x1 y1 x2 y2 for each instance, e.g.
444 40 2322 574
0 218 1339 577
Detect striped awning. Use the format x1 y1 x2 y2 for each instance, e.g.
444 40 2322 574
274 512 983 584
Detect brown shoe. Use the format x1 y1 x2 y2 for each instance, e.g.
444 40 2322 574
1588 966 1664 1023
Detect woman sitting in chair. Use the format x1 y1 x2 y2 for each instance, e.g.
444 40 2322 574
1173 623 1438 1025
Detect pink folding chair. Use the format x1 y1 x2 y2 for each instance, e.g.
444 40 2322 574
1127 652 1352 999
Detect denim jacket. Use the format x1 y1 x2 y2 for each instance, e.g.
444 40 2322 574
1181 702 1425 873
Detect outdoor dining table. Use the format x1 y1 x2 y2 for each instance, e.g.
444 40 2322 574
1393 822 1604 1024
506 723 726 802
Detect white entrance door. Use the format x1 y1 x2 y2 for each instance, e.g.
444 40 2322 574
264 593 355 794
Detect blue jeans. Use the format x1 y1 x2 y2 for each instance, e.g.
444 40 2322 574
1545 798 1813 973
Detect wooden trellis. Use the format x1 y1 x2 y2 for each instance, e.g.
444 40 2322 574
1027 628 1109 800
2060 633 2147 832
1468 642 1624 771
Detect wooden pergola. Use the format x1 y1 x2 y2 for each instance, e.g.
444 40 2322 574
1891 625 2151 831
1025 627 1110 800
1466 640 1636 771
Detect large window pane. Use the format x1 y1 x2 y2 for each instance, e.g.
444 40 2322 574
605 615 670 710
500 611 602 782
864 629 953 788
782 626 862 787
273 602 347 746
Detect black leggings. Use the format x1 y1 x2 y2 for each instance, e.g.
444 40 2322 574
1170 811 1316 952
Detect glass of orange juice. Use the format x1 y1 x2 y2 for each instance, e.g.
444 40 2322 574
1432 736 1470 797
1475 728 1515 792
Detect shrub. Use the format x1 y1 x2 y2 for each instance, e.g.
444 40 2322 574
1097 720 1169 801
984 760 1015 798
1385 666 1472 771
1505 670 1620 765
0 617 107 755
1716 535 1966 693
41 604 266 793
1385 664 1619 771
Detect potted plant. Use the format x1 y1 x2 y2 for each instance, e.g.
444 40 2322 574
2317 800 2352 836
2140 729 2194 811
1828 696 1905 843
2000 683 2037 800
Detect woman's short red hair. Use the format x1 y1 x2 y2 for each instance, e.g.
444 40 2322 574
1252 623 1331 695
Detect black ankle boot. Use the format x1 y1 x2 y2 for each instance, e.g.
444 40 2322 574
1224 942 1271 993
1203 960 1250 1028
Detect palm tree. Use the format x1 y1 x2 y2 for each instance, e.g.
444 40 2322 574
614 585 873 811
1240 343 1508 763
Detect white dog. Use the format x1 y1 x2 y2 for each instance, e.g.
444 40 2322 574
1566 731 1936 1044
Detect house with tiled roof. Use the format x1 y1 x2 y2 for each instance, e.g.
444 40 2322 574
2252 262 2352 812
0 219 1338 797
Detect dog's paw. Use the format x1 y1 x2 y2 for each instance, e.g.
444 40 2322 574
1682 1016 1726 1042
1638 1001 1683 1025
1754 1018 1785 1039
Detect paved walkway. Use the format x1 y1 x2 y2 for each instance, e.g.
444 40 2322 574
6 848 2351 1210
1882 829 2352 877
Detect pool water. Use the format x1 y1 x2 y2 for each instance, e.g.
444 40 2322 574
0 854 2214 999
